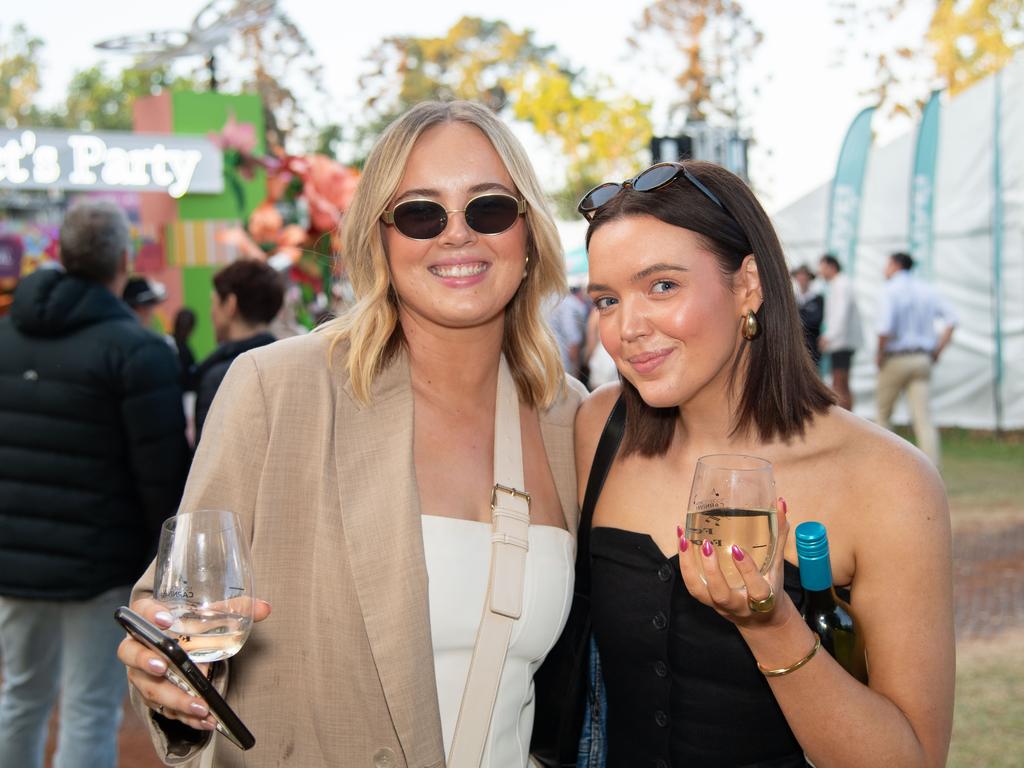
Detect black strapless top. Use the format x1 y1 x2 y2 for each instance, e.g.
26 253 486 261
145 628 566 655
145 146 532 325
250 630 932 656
590 527 813 768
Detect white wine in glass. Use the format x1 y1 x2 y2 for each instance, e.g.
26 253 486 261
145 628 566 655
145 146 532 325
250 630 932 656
684 454 778 590
155 509 254 663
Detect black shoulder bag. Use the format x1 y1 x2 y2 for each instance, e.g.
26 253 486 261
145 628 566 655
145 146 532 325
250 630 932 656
530 395 626 767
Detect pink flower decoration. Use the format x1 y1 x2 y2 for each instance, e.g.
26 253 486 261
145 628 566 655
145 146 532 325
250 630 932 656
208 112 258 155
247 202 284 244
303 155 360 234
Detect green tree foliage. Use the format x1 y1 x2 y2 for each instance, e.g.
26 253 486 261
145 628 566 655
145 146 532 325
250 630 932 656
831 0 1024 116
228 8 331 150
0 23 197 131
512 64 652 215
928 0 1024 95
58 65 199 130
355 16 652 208
358 17 561 125
629 0 763 127
2 5 331 151
353 15 560 164
0 23 45 126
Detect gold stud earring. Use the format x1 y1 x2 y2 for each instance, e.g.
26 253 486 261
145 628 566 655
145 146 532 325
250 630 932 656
741 309 761 340
522 255 529 280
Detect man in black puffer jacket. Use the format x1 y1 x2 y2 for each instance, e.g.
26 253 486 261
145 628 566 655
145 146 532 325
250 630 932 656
0 201 189 768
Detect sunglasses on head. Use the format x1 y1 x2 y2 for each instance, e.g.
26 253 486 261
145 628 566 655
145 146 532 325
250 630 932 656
577 162 729 221
382 193 527 240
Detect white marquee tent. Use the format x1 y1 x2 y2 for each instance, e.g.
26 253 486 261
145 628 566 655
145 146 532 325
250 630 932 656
772 56 1024 430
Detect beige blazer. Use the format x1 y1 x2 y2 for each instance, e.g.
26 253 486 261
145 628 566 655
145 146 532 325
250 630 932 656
130 332 584 768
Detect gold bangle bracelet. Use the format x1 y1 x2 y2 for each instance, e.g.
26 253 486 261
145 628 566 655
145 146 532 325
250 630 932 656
758 634 821 677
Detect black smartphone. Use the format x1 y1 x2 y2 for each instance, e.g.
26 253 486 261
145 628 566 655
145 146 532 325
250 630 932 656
115 606 255 750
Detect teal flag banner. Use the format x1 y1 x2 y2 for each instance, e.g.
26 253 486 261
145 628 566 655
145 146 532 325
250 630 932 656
910 91 942 276
825 106 876 273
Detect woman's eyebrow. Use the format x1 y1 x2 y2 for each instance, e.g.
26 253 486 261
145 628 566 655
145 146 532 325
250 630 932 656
631 263 689 282
392 187 440 203
392 182 515 204
588 264 689 293
467 182 515 195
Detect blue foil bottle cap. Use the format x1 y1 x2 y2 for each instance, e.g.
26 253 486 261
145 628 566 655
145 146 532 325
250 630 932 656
795 521 833 592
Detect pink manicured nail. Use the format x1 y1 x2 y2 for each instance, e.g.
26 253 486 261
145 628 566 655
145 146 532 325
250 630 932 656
189 701 209 717
146 657 167 674
731 545 744 561
701 539 714 557
679 536 688 553
153 611 173 627
779 497 787 515
676 525 683 539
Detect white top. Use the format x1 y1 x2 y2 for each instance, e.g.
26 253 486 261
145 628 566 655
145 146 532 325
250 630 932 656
876 270 958 352
587 341 619 390
822 272 864 352
421 515 575 768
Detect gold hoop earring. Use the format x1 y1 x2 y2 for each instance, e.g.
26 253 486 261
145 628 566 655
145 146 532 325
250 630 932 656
741 309 761 340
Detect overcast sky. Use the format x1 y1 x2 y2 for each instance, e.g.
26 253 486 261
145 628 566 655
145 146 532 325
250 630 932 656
9 0 931 212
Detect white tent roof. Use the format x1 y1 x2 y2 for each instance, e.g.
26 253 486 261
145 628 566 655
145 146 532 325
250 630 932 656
772 55 1024 430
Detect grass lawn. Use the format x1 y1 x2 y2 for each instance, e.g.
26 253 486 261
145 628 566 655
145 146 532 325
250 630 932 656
941 429 1023 524
949 630 1024 767
935 429 1024 766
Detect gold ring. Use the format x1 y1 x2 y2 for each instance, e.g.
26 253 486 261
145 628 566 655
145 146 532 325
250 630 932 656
748 584 776 613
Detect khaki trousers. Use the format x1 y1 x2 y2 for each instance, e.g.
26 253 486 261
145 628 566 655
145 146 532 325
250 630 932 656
877 352 940 467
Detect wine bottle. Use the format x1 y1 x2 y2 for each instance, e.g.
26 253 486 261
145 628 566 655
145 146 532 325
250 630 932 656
795 521 868 683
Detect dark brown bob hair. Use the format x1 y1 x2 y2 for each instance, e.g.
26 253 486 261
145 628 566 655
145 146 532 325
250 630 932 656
585 159 835 456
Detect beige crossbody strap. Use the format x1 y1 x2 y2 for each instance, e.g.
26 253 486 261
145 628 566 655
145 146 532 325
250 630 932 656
447 355 530 767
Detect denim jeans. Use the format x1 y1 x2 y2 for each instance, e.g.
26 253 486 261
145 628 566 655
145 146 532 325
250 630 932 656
577 635 607 768
0 585 130 768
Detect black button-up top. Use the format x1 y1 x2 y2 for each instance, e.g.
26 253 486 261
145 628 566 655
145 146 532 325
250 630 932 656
590 527 811 768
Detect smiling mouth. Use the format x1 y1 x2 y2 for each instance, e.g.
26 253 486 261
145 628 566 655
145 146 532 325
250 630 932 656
628 349 671 365
429 262 488 278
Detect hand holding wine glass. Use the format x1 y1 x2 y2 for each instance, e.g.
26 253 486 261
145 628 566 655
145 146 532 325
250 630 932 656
683 454 778 590
118 509 269 731
154 509 255 662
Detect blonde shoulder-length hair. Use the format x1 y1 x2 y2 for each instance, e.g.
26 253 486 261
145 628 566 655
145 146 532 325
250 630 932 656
320 100 567 408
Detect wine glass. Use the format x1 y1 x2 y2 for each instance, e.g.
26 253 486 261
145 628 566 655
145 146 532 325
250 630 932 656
684 454 778 590
154 509 254 663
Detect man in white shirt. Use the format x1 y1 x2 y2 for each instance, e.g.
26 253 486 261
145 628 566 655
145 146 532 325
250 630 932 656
875 252 957 467
817 254 863 410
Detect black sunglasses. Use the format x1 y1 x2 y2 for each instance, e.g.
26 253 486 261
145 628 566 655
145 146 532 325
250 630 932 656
382 193 526 240
577 162 729 221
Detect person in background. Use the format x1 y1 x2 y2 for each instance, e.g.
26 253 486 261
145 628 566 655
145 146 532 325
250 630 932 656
790 263 823 366
817 253 862 410
117 100 584 768
574 160 953 766
192 259 285 446
875 251 957 468
123 275 168 333
0 201 189 768
546 283 590 381
172 307 197 390
583 304 618 390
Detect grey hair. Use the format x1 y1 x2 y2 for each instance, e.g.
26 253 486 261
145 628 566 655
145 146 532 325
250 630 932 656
59 201 130 285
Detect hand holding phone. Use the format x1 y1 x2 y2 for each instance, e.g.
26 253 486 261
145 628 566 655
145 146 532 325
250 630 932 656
115 606 255 750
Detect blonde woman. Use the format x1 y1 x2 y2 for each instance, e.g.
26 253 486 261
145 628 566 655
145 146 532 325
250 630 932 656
119 101 585 768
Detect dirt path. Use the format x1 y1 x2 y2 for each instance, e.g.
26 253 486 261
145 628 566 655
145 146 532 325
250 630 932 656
952 518 1024 641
